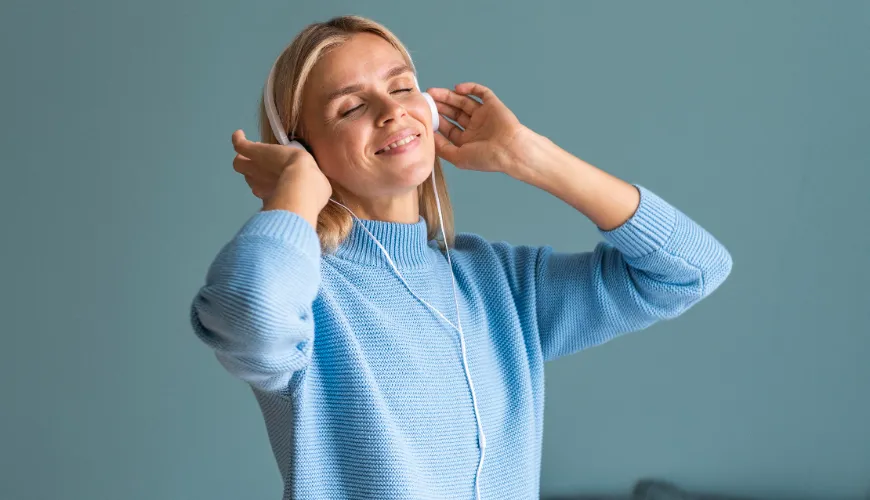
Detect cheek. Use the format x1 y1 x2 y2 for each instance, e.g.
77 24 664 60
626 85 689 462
322 121 366 154
338 124 371 160
411 100 435 133
316 123 370 178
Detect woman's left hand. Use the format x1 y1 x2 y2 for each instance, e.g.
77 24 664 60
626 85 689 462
426 83 533 175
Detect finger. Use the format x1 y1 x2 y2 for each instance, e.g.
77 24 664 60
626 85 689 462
243 174 269 200
454 82 499 104
242 174 256 192
437 115 464 145
231 129 264 159
427 86 481 116
425 87 451 101
231 129 247 148
232 154 254 174
434 101 471 129
252 186 269 200
433 133 460 164
232 129 251 155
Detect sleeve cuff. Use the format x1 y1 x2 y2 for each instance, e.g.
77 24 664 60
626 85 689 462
235 209 322 261
598 184 677 259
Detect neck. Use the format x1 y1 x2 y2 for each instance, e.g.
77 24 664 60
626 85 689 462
335 188 420 223
332 213 433 268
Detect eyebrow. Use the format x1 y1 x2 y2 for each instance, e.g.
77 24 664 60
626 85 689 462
325 64 414 103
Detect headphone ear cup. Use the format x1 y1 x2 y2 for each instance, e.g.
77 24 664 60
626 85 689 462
288 137 315 156
422 91 440 131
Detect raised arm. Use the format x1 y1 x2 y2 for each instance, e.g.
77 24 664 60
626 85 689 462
426 82 731 360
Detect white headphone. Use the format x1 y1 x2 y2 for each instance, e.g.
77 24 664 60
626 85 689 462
261 46 487 499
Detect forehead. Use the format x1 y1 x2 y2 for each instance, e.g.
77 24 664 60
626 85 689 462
309 33 408 91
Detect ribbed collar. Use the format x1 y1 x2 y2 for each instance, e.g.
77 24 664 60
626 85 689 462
332 215 437 269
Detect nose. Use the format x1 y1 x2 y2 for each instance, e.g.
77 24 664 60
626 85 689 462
376 95 407 127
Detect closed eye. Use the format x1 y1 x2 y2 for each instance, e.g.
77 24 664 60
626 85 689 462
340 89 414 117
341 105 363 117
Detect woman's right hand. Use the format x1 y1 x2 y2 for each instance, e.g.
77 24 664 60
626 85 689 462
231 130 332 225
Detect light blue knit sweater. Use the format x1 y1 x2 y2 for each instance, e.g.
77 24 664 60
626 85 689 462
190 184 732 500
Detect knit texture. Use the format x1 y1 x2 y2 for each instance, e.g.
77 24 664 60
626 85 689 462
190 184 732 500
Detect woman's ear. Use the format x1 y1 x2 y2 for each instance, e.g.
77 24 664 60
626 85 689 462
290 136 315 157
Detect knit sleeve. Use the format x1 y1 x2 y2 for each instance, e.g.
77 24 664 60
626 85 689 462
189 210 322 394
533 184 733 361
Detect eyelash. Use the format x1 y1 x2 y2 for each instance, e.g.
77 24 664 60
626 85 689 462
341 88 414 117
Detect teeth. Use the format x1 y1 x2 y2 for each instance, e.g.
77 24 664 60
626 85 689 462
380 134 417 152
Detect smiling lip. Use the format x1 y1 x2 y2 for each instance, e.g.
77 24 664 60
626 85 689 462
376 135 420 156
375 128 420 154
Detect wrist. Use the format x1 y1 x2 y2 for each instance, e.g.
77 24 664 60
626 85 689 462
262 197 322 229
506 129 566 188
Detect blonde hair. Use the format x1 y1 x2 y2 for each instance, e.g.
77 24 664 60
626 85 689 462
258 15 454 254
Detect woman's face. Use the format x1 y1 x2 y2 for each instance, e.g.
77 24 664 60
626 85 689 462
300 33 437 204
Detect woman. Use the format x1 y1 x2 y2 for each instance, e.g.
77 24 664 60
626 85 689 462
190 15 732 500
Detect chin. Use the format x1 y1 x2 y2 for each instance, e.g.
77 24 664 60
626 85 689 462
396 156 436 188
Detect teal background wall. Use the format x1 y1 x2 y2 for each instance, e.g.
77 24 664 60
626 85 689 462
2 1 868 498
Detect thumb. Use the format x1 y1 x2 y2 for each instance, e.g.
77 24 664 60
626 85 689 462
231 129 257 157
433 133 461 165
